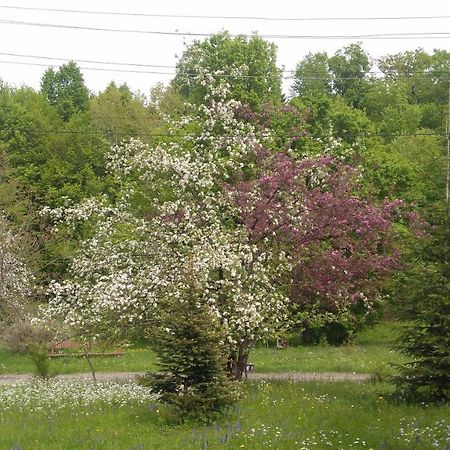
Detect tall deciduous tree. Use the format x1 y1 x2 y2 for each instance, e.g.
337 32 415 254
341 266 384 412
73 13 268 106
376 49 449 131
291 43 372 109
41 61 90 121
377 49 433 105
291 52 332 98
328 43 371 108
173 32 282 109
89 82 156 145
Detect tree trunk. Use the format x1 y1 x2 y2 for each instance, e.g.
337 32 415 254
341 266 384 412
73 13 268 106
228 340 251 381
83 344 97 384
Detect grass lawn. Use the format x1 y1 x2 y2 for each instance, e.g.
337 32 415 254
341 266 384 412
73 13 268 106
0 346 159 376
251 321 406 375
0 380 448 449
0 321 406 377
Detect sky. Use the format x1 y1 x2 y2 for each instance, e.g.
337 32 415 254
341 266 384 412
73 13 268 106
1 0 450 96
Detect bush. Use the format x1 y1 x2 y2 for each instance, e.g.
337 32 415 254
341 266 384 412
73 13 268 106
1 321 54 354
1 320 57 378
299 297 382 346
27 343 51 378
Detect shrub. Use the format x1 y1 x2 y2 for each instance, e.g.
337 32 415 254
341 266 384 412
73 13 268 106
1 321 54 354
299 297 382 346
27 343 51 378
1 320 57 378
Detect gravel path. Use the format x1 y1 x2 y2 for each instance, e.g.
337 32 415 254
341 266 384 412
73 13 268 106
0 371 371 384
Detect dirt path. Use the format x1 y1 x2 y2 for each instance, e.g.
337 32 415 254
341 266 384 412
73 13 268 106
0 371 371 384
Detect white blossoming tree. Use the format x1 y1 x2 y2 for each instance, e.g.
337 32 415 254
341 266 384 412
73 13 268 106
44 69 399 381
0 213 35 324
44 71 291 380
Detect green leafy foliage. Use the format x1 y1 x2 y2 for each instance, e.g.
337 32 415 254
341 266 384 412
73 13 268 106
27 343 51 378
328 43 371 109
89 82 162 145
292 43 371 109
174 31 282 109
291 52 332 98
40 62 90 122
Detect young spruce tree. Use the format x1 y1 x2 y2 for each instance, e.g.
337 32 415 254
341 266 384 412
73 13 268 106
393 212 450 403
138 260 238 419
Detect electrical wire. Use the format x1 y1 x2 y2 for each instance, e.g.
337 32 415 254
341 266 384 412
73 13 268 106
1 58 450 81
1 18 450 40
8 128 447 139
2 51 450 79
0 51 175 69
0 59 176 76
1 5 449 22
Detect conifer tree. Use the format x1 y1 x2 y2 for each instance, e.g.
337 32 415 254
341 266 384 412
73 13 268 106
393 212 450 402
138 272 237 418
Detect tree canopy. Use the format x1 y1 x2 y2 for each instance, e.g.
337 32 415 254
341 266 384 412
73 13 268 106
41 61 90 122
173 32 282 109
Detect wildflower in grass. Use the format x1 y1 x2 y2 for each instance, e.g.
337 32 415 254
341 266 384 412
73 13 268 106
0 379 156 415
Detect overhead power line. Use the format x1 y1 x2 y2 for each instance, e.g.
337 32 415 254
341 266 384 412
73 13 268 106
1 58 450 81
1 18 450 40
10 128 448 140
0 52 450 80
0 51 175 70
0 5 449 22
2 51 450 79
0 59 176 76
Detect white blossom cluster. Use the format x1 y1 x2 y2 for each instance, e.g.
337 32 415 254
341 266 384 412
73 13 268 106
0 379 156 414
0 213 34 323
44 70 291 348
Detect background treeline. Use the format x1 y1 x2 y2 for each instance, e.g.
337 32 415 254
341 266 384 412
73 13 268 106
0 33 448 304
